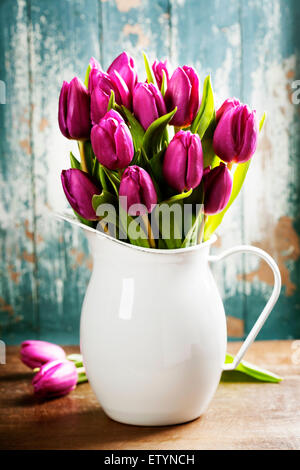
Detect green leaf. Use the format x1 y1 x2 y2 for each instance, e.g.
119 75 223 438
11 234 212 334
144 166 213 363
73 210 95 228
102 167 120 197
121 106 145 152
182 213 203 248
191 75 215 138
107 89 116 111
160 69 167 97
119 206 151 248
203 112 267 241
225 353 282 383
164 189 193 204
92 190 117 212
142 107 177 158
84 64 91 89
143 51 155 84
70 151 81 170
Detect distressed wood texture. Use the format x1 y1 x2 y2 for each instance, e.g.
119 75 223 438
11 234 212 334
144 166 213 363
1 341 299 450
0 0 299 344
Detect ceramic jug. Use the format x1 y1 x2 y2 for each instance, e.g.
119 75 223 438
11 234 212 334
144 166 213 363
78 226 281 426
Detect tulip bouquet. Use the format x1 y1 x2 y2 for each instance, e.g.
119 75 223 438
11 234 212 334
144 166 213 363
59 52 265 249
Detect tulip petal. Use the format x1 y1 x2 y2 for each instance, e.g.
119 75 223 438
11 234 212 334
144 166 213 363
66 77 91 140
165 67 192 127
213 107 237 162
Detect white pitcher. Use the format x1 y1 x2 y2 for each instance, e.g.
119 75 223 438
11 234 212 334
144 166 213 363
75 222 281 426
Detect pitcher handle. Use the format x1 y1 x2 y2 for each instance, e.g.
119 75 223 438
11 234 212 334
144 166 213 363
209 245 281 371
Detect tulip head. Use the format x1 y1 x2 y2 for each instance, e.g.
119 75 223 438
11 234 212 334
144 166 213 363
32 359 78 399
152 59 170 90
58 77 91 140
61 168 100 220
119 166 157 216
213 103 259 164
91 109 134 170
133 82 167 130
163 130 203 193
164 66 200 128
203 163 233 215
90 72 130 125
216 97 241 122
107 51 138 92
20 340 66 369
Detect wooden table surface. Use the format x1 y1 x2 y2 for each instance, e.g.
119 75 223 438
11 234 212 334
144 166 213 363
1 341 299 450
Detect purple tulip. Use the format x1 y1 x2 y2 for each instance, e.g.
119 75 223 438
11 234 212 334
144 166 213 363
133 82 167 130
89 56 102 72
152 59 170 90
213 103 259 164
164 66 200 128
61 168 100 220
20 340 66 369
90 71 130 125
58 77 91 140
32 359 78 399
163 130 203 193
91 109 134 170
119 166 157 216
203 163 233 215
216 97 241 122
107 51 138 92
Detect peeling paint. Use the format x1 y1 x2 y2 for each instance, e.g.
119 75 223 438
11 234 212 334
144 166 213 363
227 316 244 337
115 0 141 13
22 250 36 263
123 24 150 49
38 117 49 132
239 217 300 297
0 297 14 316
19 139 31 155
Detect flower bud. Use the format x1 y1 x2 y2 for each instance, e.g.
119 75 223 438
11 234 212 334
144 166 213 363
58 77 91 140
20 340 66 369
32 360 78 398
61 168 100 220
119 166 157 216
163 130 203 193
90 72 130 125
152 59 170 90
164 66 200 128
216 97 241 122
203 163 233 215
133 82 167 130
91 109 134 170
107 51 138 92
213 103 259 163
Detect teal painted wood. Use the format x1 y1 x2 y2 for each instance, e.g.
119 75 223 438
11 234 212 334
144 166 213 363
240 0 300 339
0 0 299 344
0 0 38 342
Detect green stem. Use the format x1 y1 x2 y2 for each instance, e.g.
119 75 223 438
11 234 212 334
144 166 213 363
78 140 88 173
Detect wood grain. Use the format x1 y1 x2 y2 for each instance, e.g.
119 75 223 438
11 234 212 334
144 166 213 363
0 341 299 450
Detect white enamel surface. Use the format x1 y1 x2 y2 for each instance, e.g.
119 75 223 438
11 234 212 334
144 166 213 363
80 233 227 426
80 231 280 426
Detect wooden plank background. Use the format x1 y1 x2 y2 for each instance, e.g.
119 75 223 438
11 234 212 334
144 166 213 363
0 0 299 344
